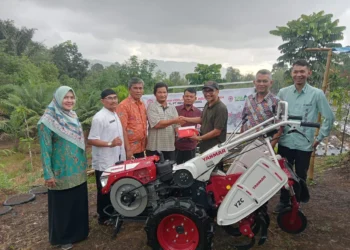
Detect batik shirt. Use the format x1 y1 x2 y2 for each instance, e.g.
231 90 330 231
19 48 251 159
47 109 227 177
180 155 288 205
38 124 87 190
116 96 147 154
241 92 279 132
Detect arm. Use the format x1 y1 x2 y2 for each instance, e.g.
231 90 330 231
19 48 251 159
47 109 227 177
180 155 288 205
153 118 181 129
314 91 335 146
147 104 181 129
38 123 56 188
192 128 222 141
116 105 132 158
192 106 227 141
180 116 202 124
240 101 248 133
87 118 122 147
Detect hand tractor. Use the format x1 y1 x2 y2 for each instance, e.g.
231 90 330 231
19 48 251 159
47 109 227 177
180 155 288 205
100 101 319 249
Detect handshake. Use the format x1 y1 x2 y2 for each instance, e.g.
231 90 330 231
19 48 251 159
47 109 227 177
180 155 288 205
175 116 188 125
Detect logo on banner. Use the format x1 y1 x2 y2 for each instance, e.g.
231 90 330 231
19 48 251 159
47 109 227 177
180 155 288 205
234 95 247 101
147 99 154 105
228 96 234 102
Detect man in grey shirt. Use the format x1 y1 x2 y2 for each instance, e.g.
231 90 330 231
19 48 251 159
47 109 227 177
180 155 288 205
146 82 184 161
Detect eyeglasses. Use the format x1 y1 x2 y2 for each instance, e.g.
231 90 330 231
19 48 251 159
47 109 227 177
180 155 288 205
104 96 118 101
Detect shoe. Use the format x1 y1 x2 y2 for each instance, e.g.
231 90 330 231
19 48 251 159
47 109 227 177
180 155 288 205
61 244 73 250
273 202 290 214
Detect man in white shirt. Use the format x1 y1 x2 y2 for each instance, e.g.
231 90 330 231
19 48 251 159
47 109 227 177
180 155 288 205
88 89 126 225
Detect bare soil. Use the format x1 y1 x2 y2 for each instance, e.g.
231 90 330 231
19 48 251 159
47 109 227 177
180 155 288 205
0 164 349 250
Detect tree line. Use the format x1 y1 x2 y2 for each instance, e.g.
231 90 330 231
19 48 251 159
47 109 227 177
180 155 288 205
0 11 350 152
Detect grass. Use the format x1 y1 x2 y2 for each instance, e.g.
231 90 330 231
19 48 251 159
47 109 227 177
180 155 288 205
314 153 349 173
0 142 97 198
0 142 348 196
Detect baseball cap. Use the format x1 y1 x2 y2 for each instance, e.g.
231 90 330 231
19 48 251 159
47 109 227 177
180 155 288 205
202 81 219 90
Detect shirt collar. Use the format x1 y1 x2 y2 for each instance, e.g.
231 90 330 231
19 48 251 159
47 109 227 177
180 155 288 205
293 83 309 93
253 92 271 102
181 104 194 111
155 100 168 108
128 95 142 104
102 107 116 115
207 99 221 109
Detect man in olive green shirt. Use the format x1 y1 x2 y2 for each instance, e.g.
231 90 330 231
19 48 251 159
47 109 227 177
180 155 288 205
180 81 228 153
274 59 335 213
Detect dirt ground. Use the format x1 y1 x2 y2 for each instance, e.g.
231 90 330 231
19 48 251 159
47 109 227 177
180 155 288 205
0 163 349 250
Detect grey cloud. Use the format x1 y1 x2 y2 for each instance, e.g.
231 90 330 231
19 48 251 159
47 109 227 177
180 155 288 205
14 0 349 50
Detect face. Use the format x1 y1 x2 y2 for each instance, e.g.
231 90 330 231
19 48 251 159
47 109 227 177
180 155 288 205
183 91 196 106
129 83 144 100
291 65 311 86
202 88 219 103
62 91 76 111
155 87 168 103
101 94 118 110
254 74 273 95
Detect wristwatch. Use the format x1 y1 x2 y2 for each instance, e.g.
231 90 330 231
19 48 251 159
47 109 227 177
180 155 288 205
107 142 112 147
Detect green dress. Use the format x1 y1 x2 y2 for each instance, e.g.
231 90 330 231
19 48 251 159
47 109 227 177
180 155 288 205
38 123 87 190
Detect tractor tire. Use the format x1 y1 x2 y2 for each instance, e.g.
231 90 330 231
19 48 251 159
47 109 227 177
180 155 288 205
145 198 214 250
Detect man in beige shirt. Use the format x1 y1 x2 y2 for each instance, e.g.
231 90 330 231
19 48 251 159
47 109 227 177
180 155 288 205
146 82 184 161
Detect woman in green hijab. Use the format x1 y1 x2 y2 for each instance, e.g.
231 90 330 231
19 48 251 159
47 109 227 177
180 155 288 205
38 86 89 250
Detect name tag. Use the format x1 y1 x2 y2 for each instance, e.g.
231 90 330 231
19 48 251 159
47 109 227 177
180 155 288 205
109 120 116 123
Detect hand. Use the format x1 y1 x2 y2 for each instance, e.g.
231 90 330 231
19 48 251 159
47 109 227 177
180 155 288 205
45 178 56 188
277 126 284 135
189 135 201 141
112 137 123 147
126 150 133 160
313 140 320 149
178 116 188 124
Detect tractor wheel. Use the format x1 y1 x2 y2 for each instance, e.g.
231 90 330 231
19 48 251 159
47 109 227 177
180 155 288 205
277 208 307 234
145 198 214 250
110 178 148 217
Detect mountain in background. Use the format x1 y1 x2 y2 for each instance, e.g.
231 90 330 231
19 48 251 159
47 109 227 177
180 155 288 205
88 59 227 77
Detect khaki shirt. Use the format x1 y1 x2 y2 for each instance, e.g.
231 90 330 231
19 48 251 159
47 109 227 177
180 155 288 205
146 101 179 151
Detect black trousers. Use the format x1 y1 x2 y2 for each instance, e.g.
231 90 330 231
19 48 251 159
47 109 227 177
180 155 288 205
48 182 89 245
133 152 145 159
146 150 175 161
95 170 112 222
175 149 196 164
278 145 312 204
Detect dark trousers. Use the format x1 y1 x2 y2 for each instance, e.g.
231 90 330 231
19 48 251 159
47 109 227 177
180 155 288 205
133 152 145 159
175 149 196 164
146 150 175 161
278 145 312 204
95 170 112 222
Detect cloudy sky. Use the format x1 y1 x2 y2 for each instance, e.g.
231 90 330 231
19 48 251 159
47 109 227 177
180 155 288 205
1 0 350 73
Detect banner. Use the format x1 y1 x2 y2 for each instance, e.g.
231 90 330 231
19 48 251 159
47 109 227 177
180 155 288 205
142 88 255 133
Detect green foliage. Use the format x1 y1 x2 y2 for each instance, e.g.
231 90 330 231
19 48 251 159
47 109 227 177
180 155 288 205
270 11 346 87
0 19 41 57
51 40 90 81
329 69 350 119
185 63 222 84
225 67 242 82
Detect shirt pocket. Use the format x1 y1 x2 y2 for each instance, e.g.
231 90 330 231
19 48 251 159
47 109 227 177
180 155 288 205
302 103 315 121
